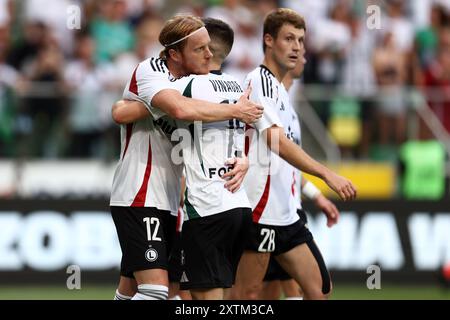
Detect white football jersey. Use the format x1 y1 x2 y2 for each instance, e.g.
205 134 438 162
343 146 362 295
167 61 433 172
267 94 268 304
170 71 251 220
110 57 183 216
289 104 303 210
243 65 299 226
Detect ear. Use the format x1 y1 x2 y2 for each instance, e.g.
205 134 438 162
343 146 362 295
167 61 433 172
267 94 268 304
264 33 274 50
168 48 182 63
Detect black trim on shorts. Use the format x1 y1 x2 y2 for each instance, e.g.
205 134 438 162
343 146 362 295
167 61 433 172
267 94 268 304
307 240 331 294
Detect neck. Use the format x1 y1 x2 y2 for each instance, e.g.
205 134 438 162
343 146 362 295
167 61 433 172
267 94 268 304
209 60 221 71
166 59 186 78
283 77 293 91
262 53 288 83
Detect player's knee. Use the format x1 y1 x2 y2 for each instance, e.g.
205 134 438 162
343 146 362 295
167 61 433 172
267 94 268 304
303 277 332 300
304 286 328 300
244 290 260 300
243 283 263 300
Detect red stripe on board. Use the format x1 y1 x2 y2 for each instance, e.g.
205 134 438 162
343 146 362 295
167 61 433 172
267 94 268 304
129 67 138 95
122 123 133 160
131 137 152 207
252 174 270 223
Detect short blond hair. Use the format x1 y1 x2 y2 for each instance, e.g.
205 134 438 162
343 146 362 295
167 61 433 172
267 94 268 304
159 14 204 59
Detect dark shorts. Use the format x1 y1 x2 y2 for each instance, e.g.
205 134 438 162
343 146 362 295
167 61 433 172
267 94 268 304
111 206 176 278
264 258 292 281
179 208 252 290
246 209 313 255
168 227 182 283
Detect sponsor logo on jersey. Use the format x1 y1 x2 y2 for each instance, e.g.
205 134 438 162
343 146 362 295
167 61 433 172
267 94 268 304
208 166 234 179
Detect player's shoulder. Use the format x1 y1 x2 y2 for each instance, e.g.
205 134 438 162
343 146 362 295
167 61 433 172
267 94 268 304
220 71 242 84
137 56 168 74
246 65 276 99
182 72 218 88
192 71 237 82
245 66 260 82
168 74 196 96
170 74 196 87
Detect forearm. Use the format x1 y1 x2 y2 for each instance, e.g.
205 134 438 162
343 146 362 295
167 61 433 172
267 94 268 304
152 89 236 122
179 96 237 122
265 127 330 180
281 138 330 180
112 100 150 124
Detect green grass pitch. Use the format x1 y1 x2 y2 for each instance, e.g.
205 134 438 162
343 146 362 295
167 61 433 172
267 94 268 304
0 283 449 300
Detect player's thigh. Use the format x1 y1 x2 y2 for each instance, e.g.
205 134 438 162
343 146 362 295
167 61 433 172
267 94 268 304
280 279 301 298
275 240 330 297
235 250 271 288
134 268 169 287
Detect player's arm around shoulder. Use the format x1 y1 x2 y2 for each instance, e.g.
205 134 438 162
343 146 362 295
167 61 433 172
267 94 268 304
112 100 149 124
152 75 263 124
244 71 282 134
112 58 168 124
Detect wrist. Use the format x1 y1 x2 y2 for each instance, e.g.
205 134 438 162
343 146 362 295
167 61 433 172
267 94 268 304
231 104 241 119
320 167 332 182
302 181 321 200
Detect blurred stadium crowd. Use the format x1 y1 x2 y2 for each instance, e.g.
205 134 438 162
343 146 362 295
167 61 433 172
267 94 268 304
0 0 449 197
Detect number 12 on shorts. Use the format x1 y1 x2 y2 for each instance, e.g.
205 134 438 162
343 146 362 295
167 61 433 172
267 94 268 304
143 217 162 242
258 228 275 252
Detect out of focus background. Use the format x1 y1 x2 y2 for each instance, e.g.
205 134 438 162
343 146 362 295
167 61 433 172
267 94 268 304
0 0 450 299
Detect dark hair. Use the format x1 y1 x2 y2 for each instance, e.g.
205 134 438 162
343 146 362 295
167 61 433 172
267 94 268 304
202 17 234 61
263 8 306 52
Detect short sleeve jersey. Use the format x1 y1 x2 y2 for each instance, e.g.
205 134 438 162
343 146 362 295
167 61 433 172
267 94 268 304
170 71 251 220
289 101 303 210
110 57 183 215
243 65 299 226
